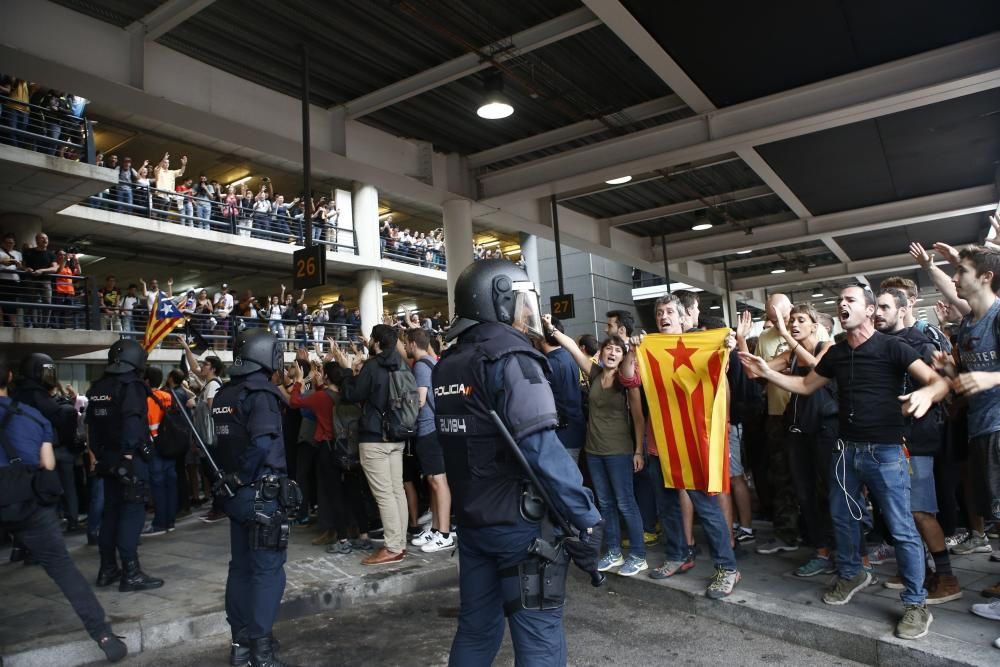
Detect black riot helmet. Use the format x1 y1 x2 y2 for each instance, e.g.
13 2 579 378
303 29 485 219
106 339 147 374
229 328 282 377
446 259 543 341
20 353 57 388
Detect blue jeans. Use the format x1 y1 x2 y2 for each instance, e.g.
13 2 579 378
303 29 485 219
830 442 926 605
87 476 104 543
117 185 133 213
2 108 28 147
196 201 211 227
587 453 645 559
647 455 737 570
450 522 566 667
180 200 194 226
149 449 178 530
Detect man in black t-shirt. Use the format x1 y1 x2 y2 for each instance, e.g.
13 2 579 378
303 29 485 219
22 232 58 329
742 284 950 641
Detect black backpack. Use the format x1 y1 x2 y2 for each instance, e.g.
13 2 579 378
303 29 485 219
0 402 62 522
380 366 420 442
327 389 361 471
148 391 193 459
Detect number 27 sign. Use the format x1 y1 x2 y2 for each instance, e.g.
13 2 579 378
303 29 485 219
549 294 575 320
292 245 327 290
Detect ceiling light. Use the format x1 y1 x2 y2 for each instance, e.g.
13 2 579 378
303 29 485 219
736 249 752 255
770 268 786 274
605 176 632 185
709 305 720 310
824 300 836 305
692 223 713 231
228 175 252 187
477 71 514 120
812 292 824 298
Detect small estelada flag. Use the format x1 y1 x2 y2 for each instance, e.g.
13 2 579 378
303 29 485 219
142 293 184 352
637 329 731 494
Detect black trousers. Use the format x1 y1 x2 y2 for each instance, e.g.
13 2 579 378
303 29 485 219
6 506 110 640
55 458 79 525
296 442 319 512
316 441 369 536
787 419 837 550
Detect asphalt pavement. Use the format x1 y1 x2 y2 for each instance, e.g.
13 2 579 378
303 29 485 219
94 573 868 667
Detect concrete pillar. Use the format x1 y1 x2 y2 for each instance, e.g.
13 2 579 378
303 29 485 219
334 188 353 254
442 199 474 319
519 233 541 292
351 182 380 261
356 269 383 337
0 213 44 248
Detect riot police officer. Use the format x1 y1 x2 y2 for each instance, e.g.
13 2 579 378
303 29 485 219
87 339 164 592
213 329 300 667
14 354 81 531
433 259 603 667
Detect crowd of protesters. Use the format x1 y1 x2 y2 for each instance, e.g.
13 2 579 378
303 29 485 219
1 73 90 158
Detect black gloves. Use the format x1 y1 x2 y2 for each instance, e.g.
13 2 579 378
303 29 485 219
212 472 243 498
563 520 604 575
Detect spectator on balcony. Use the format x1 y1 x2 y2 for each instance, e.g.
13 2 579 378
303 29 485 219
134 164 151 215
252 189 272 239
379 218 392 254
98 275 121 332
330 297 348 342
139 277 172 311
295 302 312 349
1 76 32 148
272 195 292 242
121 283 140 333
267 289 286 340
193 288 213 337
326 201 340 246
311 197 329 243
212 283 234 347
53 250 80 329
347 307 361 338
176 178 195 227
116 158 140 214
312 301 329 353
23 232 58 328
0 232 23 327
239 186 254 235
37 89 68 156
153 152 187 220
192 175 213 230
222 185 240 235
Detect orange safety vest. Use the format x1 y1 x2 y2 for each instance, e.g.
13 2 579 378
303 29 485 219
147 388 172 439
54 266 75 296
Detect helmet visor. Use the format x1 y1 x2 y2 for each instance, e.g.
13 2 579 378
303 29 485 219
511 281 543 339
39 363 57 388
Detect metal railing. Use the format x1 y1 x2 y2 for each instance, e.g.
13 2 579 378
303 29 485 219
82 186 358 254
0 271 99 330
0 92 96 163
380 237 446 269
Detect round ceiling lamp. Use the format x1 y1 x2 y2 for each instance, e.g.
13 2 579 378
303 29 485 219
605 176 632 185
477 71 514 120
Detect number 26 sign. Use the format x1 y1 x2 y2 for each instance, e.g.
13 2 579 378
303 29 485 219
292 245 327 290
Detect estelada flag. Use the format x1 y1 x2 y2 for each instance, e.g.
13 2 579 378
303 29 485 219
142 293 184 353
637 329 730 493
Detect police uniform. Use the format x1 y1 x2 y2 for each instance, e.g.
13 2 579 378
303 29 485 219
214 328 299 667
434 261 601 667
86 340 164 592
0 373 127 662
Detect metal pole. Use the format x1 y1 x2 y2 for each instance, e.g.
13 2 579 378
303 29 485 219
301 43 313 247
722 256 732 328
660 235 672 295
550 195 564 295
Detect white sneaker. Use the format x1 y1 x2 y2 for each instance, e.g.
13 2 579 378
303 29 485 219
416 509 433 527
420 531 455 553
410 528 435 547
971 599 1000 621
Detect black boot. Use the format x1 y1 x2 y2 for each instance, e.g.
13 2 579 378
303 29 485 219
249 636 297 667
9 546 25 563
96 631 128 663
232 632 280 666
118 558 164 592
96 555 122 587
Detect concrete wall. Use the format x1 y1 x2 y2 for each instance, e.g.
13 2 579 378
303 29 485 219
537 238 635 341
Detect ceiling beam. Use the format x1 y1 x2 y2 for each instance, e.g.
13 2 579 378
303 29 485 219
341 7 601 119
604 185 773 228
555 155 740 203
477 32 1000 204
667 184 996 261
468 94 687 168
126 0 216 41
731 254 950 291
716 245 831 271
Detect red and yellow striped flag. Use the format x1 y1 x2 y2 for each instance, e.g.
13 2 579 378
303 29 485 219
637 329 730 493
142 293 184 353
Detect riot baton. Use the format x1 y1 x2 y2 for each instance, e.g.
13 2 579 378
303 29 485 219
488 410 605 587
153 390 235 497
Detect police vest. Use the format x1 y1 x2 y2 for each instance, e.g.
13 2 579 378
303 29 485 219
211 378 283 478
433 322 549 528
86 374 141 454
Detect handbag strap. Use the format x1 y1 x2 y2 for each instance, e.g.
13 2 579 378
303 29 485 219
0 401 24 464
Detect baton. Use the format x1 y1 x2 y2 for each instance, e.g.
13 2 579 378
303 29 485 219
488 410 605 587
157 391 235 497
